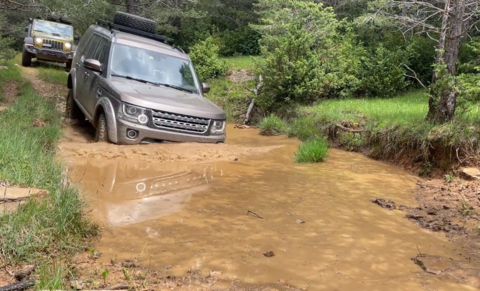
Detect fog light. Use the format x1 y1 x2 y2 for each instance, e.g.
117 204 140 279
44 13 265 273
126 129 138 139
137 114 148 124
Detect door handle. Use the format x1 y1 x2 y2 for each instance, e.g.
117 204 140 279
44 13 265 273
75 62 80 68
97 89 102 97
84 71 89 78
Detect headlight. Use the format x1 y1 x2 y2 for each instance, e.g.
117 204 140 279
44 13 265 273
121 103 149 124
64 42 71 51
34 38 43 47
210 120 225 135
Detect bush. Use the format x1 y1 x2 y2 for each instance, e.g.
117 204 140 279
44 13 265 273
189 36 228 81
252 0 363 113
219 27 261 57
259 114 287 136
295 138 329 163
359 45 408 97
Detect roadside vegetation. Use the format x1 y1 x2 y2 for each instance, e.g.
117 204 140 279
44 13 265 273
0 60 98 289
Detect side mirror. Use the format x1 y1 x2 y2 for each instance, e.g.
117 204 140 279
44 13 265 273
84 59 102 73
202 83 210 94
74 35 80 41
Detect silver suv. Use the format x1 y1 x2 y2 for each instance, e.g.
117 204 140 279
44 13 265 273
65 12 226 144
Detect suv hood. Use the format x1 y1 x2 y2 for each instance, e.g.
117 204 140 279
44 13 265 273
111 78 226 120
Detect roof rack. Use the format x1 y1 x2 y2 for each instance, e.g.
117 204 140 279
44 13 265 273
96 19 174 45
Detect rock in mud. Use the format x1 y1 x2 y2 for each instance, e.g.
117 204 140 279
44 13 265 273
70 279 84 290
460 167 480 180
371 198 396 210
295 219 305 224
263 251 275 257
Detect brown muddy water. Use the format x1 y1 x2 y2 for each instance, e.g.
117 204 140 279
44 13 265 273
66 125 477 291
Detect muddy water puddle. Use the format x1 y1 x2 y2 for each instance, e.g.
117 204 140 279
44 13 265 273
67 126 476 290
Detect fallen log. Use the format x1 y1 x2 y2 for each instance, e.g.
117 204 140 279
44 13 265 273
0 280 35 291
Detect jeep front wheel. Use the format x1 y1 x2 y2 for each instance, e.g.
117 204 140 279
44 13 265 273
95 112 109 143
21 50 32 67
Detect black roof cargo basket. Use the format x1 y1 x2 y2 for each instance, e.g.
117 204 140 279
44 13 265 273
96 19 174 45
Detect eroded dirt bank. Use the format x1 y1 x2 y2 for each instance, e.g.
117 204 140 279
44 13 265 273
7 65 480 290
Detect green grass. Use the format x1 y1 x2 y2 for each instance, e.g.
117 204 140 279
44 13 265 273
295 138 329 163
37 65 68 85
221 56 257 71
259 114 287 136
0 61 22 101
0 65 98 288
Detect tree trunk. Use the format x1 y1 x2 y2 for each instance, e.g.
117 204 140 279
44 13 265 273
125 0 135 14
426 0 465 123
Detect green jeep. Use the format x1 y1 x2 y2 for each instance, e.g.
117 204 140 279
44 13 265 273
22 16 79 70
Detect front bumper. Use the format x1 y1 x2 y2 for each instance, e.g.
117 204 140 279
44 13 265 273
116 118 226 145
25 44 74 62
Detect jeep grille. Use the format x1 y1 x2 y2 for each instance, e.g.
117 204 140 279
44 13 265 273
42 39 64 51
151 110 210 133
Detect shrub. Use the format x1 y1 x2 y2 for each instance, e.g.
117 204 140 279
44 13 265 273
295 138 329 163
219 27 261 57
259 114 287 136
189 36 227 81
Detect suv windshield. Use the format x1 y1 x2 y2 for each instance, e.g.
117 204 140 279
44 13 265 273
32 20 73 38
110 44 200 94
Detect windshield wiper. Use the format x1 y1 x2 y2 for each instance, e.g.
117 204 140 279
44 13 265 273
111 74 153 84
155 83 194 93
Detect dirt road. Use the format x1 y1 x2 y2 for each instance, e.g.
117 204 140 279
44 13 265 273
16 65 480 291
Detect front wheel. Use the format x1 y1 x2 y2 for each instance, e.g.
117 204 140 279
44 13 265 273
21 50 32 67
95 112 109 143
66 89 85 123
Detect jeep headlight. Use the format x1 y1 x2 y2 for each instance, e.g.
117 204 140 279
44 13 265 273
210 120 225 135
121 103 148 124
64 42 71 52
34 37 43 47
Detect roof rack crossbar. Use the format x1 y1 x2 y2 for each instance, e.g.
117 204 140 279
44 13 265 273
96 19 174 44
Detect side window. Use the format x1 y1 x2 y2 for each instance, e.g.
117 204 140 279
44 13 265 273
91 37 111 76
84 34 101 59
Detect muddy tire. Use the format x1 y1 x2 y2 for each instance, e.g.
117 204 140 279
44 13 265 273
66 89 85 123
113 11 156 34
21 50 32 67
95 112 109 143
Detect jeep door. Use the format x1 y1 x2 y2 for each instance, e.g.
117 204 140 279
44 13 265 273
83 36 111 116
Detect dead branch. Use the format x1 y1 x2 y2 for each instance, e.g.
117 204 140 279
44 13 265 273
243 74 263 125
404 64 428 89
247 210 265 219
335 124 366 133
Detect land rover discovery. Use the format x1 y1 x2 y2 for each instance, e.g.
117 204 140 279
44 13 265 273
65 12 226 144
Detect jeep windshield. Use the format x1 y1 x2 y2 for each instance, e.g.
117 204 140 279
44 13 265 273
32 19 73 38
110 43 200 94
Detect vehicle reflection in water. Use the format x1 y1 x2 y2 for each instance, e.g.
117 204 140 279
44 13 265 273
69 159 223 228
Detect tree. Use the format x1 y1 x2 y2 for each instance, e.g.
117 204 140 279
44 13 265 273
369 0 479 123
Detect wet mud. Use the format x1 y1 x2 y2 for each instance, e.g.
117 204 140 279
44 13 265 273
60 122 480 291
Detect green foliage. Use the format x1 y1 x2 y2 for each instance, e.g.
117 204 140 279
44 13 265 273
259 114 287 136
295 138 329 163
219 27 261 56
0 79 98 265
359 44 408 97
286 116 322 141
189 36 228 81
252 0 343 112
0 60 22 101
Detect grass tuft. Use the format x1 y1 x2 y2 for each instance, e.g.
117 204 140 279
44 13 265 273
0 61 22 101
259 114 287 136
295 138 329 163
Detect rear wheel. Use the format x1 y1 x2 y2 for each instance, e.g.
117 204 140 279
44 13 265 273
95 112 109 143
113 11 157 34
21 50 32 67
66 89 85 123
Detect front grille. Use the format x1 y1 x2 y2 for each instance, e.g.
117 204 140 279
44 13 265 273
151 110 210 133
42 39 63 51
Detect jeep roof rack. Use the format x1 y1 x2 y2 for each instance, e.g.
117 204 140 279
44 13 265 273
96 19 174 45
31 15 73 25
